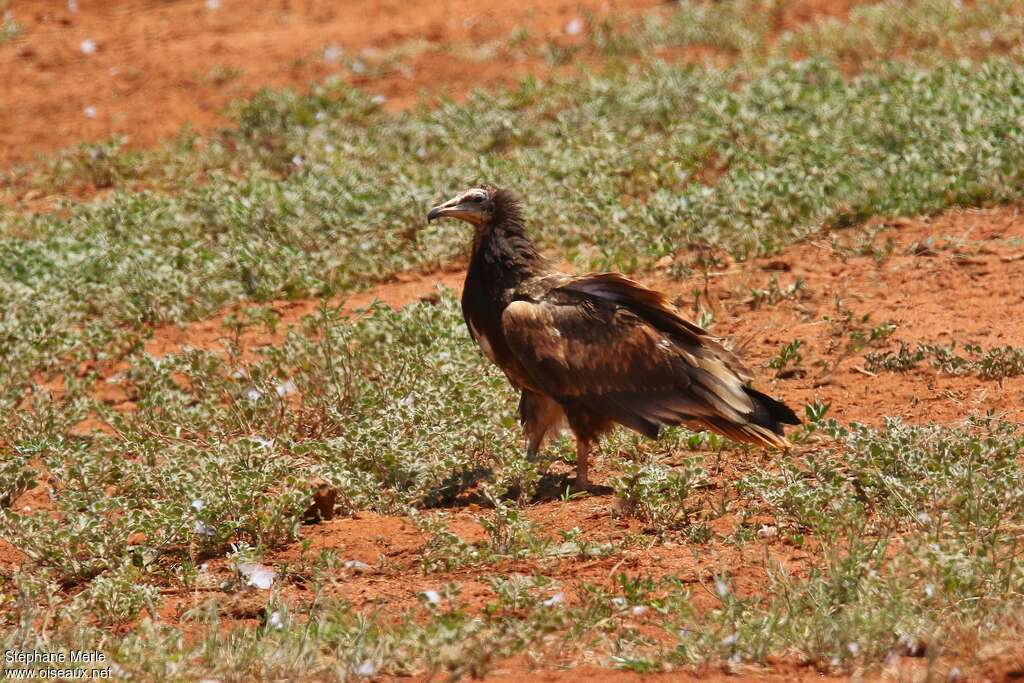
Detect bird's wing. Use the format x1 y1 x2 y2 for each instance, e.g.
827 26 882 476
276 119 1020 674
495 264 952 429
500 274 793 446
556 272 753 380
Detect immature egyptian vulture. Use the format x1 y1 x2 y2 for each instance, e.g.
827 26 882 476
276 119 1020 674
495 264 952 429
427 185 799 490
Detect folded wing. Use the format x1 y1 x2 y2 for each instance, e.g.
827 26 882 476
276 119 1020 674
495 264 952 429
501 273 799 447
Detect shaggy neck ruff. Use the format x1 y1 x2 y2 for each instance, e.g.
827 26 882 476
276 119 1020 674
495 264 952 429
469 189 545 279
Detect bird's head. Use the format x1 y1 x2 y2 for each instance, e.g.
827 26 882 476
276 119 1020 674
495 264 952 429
427 185 500 227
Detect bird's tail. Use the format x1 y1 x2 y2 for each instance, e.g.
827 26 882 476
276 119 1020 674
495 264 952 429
720 387 801 449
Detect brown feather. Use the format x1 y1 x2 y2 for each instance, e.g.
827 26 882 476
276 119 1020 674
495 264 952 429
449 186 800 487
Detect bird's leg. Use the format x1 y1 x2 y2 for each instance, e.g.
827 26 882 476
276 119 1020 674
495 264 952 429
573 439 590 492
526 433 543 462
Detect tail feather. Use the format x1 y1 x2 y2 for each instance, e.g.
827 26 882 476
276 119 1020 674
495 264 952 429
743 386 801 434
591 387 800 449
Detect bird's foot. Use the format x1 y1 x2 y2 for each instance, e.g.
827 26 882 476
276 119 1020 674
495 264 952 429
568 478 614 497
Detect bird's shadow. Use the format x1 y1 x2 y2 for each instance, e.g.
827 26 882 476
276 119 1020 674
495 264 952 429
422 466 614 509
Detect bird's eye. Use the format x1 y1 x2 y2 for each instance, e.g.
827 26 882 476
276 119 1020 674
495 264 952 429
470 195 484 204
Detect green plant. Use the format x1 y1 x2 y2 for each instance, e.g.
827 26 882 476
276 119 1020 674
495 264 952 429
610 457 709 531
748 275 806 309
768 339 803 377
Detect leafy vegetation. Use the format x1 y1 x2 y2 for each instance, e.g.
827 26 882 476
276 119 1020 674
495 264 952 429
571 0 1024 68
0 2 21 45
4 0 1024 680
866 342 1024 381
6 412 1024 679
6 56 1024 403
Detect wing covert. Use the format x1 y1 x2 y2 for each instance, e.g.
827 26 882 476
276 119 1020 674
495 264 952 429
500 295 758 439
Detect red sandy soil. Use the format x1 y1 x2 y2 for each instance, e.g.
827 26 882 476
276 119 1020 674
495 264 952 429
0 0 656 169
0 0 868 171
132 205 1024 427
2 0 1017 679
7 204 1018 680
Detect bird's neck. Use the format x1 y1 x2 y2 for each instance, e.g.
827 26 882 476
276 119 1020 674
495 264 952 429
467 213 546 290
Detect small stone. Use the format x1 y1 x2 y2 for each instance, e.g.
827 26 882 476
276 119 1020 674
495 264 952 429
342 559 372 573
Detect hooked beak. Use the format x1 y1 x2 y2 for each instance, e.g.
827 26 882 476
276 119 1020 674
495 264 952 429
426 204 448 222
427 197 479 223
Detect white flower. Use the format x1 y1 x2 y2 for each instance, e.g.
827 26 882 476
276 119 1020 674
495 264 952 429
80 39 96 55
245 387 263 401
291 155 304 168
631 605 647 616
371 94 387 106
199 563 209 573
722 633 737 645
276 379 297 396
542 592 564 607
757 525 778 539
191 499 205 512
610 596 627 610
847 641 860 656
205 0 221 9
421 589 441 605
355 660 376 677
83 106 97 119
268 610 283 629
323 44 342 63
715 578 729 598
194 521 215 537
351 59 366 75
924 584 935 598
252 436 273 449
237 562 276 590
324 143 336 154
67 0 79 12
565 17 584 35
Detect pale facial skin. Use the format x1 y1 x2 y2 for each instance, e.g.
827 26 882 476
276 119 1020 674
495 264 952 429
426 187 495 226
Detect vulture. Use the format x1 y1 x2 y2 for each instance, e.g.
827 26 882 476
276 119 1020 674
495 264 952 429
427 185 799 490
